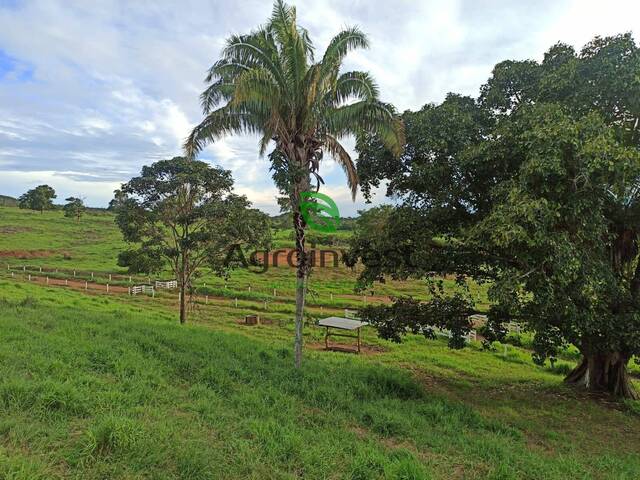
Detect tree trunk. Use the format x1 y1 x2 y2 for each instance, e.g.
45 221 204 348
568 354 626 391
564 352 638 399
293 208 308 369
179 282 186 324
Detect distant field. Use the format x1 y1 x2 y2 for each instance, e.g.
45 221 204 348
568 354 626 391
0 206 490 309
0 207 126 272
1 205 640 479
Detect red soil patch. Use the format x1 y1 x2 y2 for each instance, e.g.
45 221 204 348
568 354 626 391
0 226 33 234
235 317 274 326
306 342 386 356
0 249 61 259
341 293 391 303
25 275 130 294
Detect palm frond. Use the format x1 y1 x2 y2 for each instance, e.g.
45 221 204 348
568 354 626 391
332 71 380 105
327 100 405 155
184 106 263 159
268 0 312 98
222 31 287 90
322 27 369 68
232 68 280 106
200 79 236 114
323 133 358 199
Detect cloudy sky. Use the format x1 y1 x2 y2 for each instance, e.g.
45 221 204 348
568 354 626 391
0 0 638 215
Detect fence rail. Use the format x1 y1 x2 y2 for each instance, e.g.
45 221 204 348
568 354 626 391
130 285 155 296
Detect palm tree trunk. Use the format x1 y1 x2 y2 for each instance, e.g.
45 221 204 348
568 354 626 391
293 209 308 369
292 172 311 369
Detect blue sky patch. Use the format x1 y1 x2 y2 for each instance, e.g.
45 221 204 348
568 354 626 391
0 0 20 10
0 49 34 82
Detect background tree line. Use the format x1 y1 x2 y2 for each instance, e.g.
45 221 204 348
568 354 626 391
16 185 87 221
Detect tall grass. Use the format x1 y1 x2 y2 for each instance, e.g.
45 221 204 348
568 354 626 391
0 281 639 479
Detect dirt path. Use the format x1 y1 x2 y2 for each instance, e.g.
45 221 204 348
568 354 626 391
1 273 375 313
20 275 131 293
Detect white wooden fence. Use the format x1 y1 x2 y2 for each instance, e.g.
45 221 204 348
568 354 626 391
155 280 177 289
435 327 477 343
130 285 155 296
507 321 523 334
344 309 359 319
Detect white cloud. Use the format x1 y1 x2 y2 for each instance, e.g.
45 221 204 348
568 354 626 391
0 0 637 210
0 170 121 206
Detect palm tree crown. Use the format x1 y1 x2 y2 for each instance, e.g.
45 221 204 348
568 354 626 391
185 0 404 198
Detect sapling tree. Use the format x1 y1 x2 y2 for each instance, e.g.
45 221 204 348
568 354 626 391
349 34 640 398
115 157 271 324
63 197 86 222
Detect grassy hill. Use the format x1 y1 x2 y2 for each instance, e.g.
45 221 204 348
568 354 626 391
0 206 479 306
0 205 639 478
0 195 18 207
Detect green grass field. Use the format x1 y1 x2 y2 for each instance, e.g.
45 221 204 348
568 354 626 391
0 206 639 479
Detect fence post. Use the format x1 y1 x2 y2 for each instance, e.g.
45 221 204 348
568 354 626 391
273 289 276 297
73 270 76 277
23 266 25 271
129 276 132 283
235 298 238 308
106 284 109 293
330 293 333 301
109 274 112 281
248 285 251 292
85 281 88 291
91 272 94 279
205 295 208 305
65 279 68 286
39 267 42 273
46 276 49 285
28 274 31 281
11 272 14 278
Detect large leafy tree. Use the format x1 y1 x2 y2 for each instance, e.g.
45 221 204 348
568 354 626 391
115 157 271 324
349 34 640 398
18 185 56 213
184 0 404 367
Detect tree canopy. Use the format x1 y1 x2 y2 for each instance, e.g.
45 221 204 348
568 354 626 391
115 157 271 324
349 33 640 398
63 197 86 222
18 185 56 213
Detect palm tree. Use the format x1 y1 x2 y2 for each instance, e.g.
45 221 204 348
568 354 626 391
185 0 404 368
